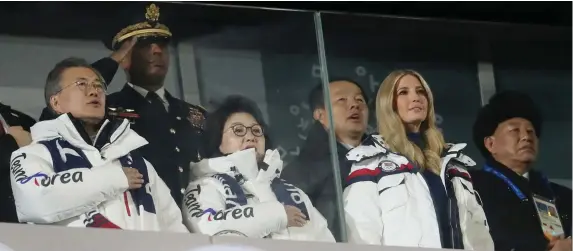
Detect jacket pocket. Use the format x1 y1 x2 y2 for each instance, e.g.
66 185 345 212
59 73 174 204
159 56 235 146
377 173 415 246
377 174 408 213
459 188 494 250
454 178 491 234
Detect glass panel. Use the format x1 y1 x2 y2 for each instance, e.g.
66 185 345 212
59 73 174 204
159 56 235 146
0 2 189 224
492 26 572 182
0 3 184 118
319 13 486 242
175 3 343 241
320 14 484 161
320 14 484 162
0 2 344 242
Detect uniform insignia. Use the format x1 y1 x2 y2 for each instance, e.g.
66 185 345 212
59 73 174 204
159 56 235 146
145 4 160 23
379 160 398 172
187 106 205 130
108 107 139 124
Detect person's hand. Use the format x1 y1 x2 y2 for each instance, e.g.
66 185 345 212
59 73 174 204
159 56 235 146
110 37 138 64
7 126 32 147
547 235 571 250
284 205 307 227
122 167 144 189
550 237 572 251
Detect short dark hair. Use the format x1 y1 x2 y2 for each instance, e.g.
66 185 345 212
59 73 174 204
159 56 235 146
44 57 102 112
308 78 369 112
202 95 272 158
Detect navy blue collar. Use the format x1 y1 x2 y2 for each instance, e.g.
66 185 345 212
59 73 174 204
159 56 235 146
407 132 425 149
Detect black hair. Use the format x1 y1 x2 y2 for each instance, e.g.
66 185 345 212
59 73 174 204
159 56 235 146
202 95 272 159
308 78 369 113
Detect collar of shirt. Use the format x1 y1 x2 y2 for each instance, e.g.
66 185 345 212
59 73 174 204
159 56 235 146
523 172 529 180
127 82 168 105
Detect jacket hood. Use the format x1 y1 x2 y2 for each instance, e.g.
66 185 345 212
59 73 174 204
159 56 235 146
191 148 284 183
191 148 259 180
32 114 87 146
31 113 148 160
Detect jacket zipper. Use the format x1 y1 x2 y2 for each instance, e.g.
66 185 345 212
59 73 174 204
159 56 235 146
443 158 456 248
447 176 464 249
448 198 455 248
92 120 110 146
98 120 129 154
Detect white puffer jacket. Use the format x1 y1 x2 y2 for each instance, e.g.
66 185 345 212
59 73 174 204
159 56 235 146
343 135 494 250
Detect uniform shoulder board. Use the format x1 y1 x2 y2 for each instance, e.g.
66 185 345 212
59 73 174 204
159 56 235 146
192 104 207 114
186 103 207 130
183 101 207 114
107 107 139 124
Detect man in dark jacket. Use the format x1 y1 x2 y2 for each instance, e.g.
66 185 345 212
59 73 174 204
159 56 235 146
103 3 206 207
0 103 35 223
281 79 369 241
470 91 572 251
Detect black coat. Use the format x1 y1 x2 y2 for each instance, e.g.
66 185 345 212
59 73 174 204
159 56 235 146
0 103 36 223
469 159 572 251
106 84 206 207
281 123 362 242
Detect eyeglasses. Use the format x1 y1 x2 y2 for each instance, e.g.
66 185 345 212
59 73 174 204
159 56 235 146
57 79 107 95
227 124 264 137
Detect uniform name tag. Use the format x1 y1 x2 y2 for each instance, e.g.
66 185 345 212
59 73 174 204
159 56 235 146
532 194 564 239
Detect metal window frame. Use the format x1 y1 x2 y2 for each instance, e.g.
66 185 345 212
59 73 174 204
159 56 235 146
477 39 497 106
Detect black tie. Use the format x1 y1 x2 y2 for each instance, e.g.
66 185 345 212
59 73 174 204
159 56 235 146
146 92 166 113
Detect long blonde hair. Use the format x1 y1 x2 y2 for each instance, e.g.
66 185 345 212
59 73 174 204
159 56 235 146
375 70 446 173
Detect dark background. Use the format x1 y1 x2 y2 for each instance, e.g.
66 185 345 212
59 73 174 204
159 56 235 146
214 1 572 26
0 1 569 41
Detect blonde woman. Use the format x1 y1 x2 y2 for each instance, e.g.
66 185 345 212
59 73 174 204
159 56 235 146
343 70 494 250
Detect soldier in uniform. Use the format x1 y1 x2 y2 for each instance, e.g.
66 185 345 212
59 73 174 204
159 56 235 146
103 3 206 207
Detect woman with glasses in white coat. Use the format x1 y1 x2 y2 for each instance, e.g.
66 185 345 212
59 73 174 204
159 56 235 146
182 95 334 242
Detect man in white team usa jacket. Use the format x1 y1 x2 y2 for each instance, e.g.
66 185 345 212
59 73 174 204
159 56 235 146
9 58 187 232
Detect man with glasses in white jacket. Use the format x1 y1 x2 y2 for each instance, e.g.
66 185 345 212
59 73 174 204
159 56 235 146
9 57 187 232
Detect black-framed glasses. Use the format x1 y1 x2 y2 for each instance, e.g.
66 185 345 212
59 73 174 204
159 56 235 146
227 124 264 137
57 78 107 95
